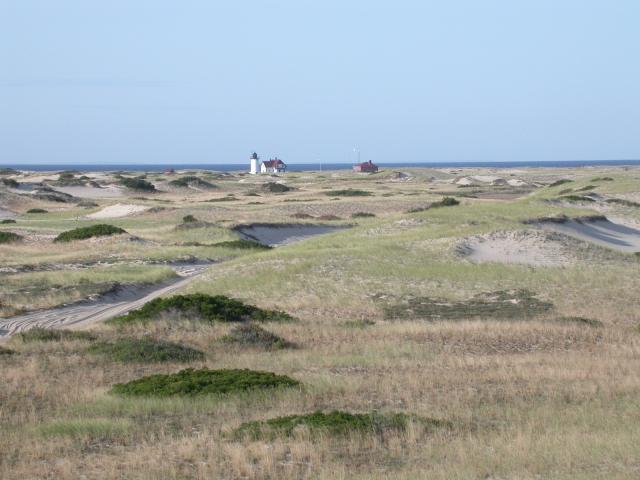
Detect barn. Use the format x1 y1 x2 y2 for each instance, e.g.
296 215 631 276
353 160 379 173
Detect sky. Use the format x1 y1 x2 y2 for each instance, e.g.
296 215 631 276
1 0 639 165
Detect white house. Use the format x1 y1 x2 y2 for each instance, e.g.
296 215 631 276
249 153 287 174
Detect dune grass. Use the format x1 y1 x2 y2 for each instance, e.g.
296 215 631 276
19 327 97 343
87 339 205 363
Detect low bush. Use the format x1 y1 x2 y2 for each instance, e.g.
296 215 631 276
26 208 48 214
221 323 295 350
548 179 573 187
560 195 596 203
111 368 300 397
77 200 99 208
232 410 441 440
0 346 16 355
108 293 293 325
206 195 238 202
0 231 22 243
1 219 16 224
213 239 271 250
182 214 198 223
591 177 614 182
351 212 376 218
120 177 156 192
556 316 603 328
262 182 292 193
169 176 215 189
575 185 596 192
88 339 205 363
54 224 127 243
606 198 640 208
431 196 460 208
1 178 19 188
20 327 97 343
325 189 372 197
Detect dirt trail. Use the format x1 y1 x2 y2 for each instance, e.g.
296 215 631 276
0 264 208 338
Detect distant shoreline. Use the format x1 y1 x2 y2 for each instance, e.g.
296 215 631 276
2 159 640 172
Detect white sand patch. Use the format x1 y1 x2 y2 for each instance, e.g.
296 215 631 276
51 185 123 198
458 230 573 266
507 178 529 187
538 217 640 253
455 176 477 186
471 175 502 183
86 203 148 219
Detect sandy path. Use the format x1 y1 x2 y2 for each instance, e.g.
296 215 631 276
0 264 208 338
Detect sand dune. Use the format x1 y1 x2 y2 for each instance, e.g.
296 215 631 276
87 203 148 219
538 216 640 253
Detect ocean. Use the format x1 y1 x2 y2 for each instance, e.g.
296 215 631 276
2 160 640 172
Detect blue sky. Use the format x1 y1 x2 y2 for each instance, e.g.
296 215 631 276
1 0 639 165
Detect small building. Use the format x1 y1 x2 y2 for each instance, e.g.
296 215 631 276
249 152 259 175
261 158 287 174
164 168 175 175
353 160 379 173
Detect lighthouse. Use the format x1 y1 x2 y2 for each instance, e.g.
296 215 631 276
249 152 259 175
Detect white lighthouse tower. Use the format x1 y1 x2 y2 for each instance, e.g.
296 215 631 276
249 152 259 175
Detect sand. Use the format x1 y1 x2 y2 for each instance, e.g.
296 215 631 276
235 224 348 247
52 185 124 198
87 203 148 219
458 230 573 266
538 217 640 253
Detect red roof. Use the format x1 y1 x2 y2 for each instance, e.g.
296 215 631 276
263 159 286 168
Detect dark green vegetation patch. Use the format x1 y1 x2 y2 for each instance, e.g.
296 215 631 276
556 316 604 328
325 189 372 197
560 195 596 203
213 239 272 250
120 177 156 192
26 208 48 214
87 339 205 363
1 219 16 224
206 195 238 202
262 182 292 193
232 410 443 440
0 231 22 243
109 293 293 325
169 176 216 189
548 179 573 187
111 368 300 397
20 328 97 343
182 214 198 223
384 290 553 321
0 168 18 175
1 178 19 188
54 224 127 243
221 323 295 350
591 177 614 182
606 198 640 208
351 212 376 218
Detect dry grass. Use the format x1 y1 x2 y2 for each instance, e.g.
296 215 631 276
2 166 640 479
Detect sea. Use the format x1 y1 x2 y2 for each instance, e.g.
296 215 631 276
2 160 640 172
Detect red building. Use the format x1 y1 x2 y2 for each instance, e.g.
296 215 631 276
353 160 379 173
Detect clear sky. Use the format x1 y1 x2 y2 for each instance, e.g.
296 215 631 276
1 0 639 165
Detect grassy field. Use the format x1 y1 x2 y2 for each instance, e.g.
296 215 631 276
1 166 640 479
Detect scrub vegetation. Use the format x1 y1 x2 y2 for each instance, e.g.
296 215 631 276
2 166 640 479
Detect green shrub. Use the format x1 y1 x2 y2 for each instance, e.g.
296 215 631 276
169 176 215 189
351 212 376 218
325 189 372 197
0 231 22 243
556 316 603 328
213 239 272 250
111 368 300 397
560 195 596 203
232 410 441 440
1 178 19 188
262 182 292 193
26 208 48 214
54 224 127 243
548 179 573 187
20 327 97 343
432 197 460 207
1 219 16 224
591 177 614 182
221 323 295 350
88 339 205 363
606 198 640 207
182 214 198 223
575 185 596 192
120 177 156 191
108 293 293 325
